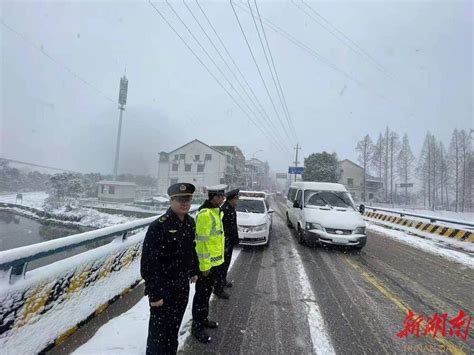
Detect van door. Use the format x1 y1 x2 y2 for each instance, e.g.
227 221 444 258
286 187 296 221
292 189 303 228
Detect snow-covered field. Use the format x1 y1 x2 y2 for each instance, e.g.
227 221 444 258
0 192 140 228
73 248 242 354
0 191 49 210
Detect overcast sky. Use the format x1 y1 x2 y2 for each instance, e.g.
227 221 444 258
1 0 472 175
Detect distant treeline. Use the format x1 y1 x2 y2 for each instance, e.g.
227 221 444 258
355 128 473 211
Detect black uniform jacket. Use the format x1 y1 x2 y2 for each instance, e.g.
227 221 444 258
140 208 199 302
221 201 239 246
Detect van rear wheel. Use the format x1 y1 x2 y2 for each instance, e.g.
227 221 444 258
297 226 306 245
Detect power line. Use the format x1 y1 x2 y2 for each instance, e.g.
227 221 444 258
0 18 116 104
234 2 393 104
299 0 387 74
165 0 289 153
247 0 294 142
183 1 286 148
230 0 293 144
252 0 298 142
147 1 289 154
194 0 284 147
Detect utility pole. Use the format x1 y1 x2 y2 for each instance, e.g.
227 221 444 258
113 75 128 180
294 143 301 182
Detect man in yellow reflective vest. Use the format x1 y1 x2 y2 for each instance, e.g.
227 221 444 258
191 184 227 343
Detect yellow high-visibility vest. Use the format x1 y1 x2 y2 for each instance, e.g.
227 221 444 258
195 207 225 272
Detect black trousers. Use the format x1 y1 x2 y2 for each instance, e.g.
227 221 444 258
192 267 218 329
214 243 235 293
146 283 189 355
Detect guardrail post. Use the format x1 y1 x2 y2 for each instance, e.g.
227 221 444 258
10 262 28 284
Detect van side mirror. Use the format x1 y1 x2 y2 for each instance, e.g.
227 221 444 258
359 204 365 214
293 200 299 208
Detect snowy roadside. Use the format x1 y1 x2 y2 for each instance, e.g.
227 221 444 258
0 191 143 229
367 223 474 269
73 248 242 354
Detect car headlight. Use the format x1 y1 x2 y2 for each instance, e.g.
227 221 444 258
353 227 366 235
306 222 323 231
251 224 267 232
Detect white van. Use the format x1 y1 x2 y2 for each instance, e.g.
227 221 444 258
286 182 367 249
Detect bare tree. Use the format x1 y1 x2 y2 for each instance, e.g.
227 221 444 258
418 132 434 209
397 133 415 205
458 129 472 212
372 133 385 201
448 129 461 211
438 142 449 209
384 127 389 202
388 131 400 205
356 134 374 202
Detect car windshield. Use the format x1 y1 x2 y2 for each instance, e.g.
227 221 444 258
236 199 265 213
304 190 355 209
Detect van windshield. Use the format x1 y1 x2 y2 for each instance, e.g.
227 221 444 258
304 190 355 209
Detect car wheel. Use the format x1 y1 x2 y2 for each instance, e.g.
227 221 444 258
297 226 306 245
353 238 367 250
287 213 293 229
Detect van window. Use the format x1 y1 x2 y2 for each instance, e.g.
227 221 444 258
288 188 297 202
295 190 302 205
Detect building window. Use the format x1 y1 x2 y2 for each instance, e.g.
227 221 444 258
220 177 225 184
369 193 374 200
179 154 186 160
101 185 105 193
109 185 115 194
205 154 212 161
347 178 354 187
197 164 205 172
194 154 200 161
170 178 178 185
174 154 179 161
226 156 231 163
172 164 179 171
185 164 192 172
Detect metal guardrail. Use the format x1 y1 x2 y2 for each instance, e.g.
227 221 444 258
363 206 474 228
0 206 199 283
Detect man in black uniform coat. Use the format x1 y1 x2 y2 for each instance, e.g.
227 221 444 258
214 189 240 298
140 183 199 354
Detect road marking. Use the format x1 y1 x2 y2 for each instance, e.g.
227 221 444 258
343 256 465 355
274 198 335 354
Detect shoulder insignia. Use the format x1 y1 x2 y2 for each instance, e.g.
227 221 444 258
169 230 177 233
158 216 168 223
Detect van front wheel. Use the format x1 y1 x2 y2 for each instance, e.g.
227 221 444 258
297 226 306 245
287 213 293 229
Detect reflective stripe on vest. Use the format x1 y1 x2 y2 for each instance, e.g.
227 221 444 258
197 252 210 260
210 255 223 263
209 212 223 236
196 235 209 242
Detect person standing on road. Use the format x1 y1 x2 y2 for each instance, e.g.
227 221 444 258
214 189 240 299
191 184 227 343
140 183 199 354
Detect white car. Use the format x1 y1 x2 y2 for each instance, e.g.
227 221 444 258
236 195 274 246
286 182 367 249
